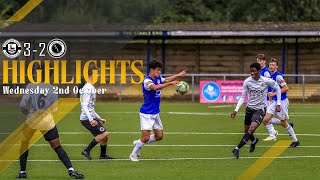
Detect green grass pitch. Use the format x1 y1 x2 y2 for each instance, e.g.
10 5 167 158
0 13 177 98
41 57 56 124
1 103 319 179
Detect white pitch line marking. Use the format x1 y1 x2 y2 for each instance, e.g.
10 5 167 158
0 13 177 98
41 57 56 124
2 156 320 162
30 144 320 148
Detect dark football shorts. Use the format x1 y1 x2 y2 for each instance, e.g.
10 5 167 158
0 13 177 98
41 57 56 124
22 124 59 142
81 120 106 136
42 126 59 141
244 107 266 125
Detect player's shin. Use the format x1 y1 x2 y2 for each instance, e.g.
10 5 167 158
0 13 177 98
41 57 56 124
132 139 145 154
54 146 73 170
285 124 298 142
236 132 251 149
19 150 28 172
85 139 98 153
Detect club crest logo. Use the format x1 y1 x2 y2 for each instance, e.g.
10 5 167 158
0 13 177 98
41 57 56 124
2 38 22 58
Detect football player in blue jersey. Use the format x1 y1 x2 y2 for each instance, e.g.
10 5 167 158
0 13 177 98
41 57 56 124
257 54 271 78
129 59 186 161
257 54 281 141
262 58 300 147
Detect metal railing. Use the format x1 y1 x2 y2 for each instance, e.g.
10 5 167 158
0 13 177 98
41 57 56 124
1 73 319 103
106 73 320 103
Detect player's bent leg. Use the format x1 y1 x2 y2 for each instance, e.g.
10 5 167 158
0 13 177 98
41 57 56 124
49 138 72 168
99 132 114 159
247 121 260 153
233 122 260 158
130 130 150 162
48 137 84 179
81 121 108 160
263 113 278 141
280 119 300 147
140 130 151 143
153 129 163 141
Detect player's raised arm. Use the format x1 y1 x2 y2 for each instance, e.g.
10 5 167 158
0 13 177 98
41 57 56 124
163 70 186 83
148 80 178 91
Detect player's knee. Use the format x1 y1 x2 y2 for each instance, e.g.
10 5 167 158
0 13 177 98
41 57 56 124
49 138 61 149
155 135 163 141
262 119 269 126
248 127 256 134
143 136 150 142
103 131 109 138
281 120 288 128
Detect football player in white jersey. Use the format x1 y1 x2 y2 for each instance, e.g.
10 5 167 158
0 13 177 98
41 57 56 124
231 62 282 158
80 62 114 160
17 68 84 179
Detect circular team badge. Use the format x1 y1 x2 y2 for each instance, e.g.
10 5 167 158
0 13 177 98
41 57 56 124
100 127 105 132
2 38 22 58
47 38 67 58
202 82 221 102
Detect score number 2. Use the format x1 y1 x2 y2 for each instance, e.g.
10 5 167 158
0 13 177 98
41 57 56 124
24 42 46 57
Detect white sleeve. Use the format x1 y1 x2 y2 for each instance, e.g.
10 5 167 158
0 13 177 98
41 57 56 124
93 112 101 120
267 79 281 105
276 75 287 86
234 82 248 112
160 76 165 83
80 90 94 121
264 71 271 78
20 83 31 112
143 79 154 91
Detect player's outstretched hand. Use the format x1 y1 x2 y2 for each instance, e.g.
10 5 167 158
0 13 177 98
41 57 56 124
178 70 187 77
231 111 237 119
276 105 281 112
90 120 98 127
170 80 179 86
267 92 276 100
99 118 107 124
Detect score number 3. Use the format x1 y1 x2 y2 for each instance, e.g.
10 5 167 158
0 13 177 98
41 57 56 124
24 42 46 57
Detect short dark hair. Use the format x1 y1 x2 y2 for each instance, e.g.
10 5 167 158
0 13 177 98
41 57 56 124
149 59 162 69
250 62 261 71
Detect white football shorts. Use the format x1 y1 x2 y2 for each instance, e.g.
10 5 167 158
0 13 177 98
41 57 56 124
139 112 163 130
267 98 289 120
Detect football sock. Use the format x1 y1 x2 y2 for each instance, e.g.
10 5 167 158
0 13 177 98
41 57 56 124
85 139 98 152
271 117 281 125
132 139 145 154
286 125 298 142
54 146 73 169
68 167 75 171
236 132 251 149
19 150 28 171
146 134 156 144
250 135 257 144
266 124 276 136
100 145 107 157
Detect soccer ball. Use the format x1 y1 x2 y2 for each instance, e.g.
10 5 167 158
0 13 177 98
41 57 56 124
176 81 189 95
